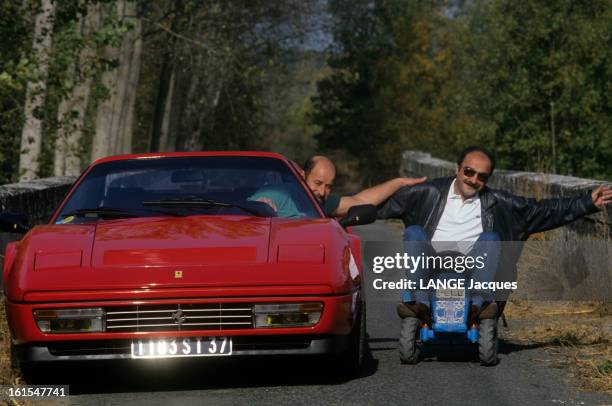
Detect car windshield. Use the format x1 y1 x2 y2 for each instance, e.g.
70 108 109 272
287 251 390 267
54 156 321 222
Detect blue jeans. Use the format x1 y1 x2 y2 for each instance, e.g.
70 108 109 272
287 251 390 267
402 225 500 307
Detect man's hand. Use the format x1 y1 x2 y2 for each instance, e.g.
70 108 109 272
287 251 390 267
591 185 612 208
334 176 428 217
255 197 277 212
398 176 427 187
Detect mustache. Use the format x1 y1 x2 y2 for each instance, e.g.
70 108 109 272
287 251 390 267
464 180 480 190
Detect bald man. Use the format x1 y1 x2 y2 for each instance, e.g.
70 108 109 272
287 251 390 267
302 155 426 217
249 155 425 218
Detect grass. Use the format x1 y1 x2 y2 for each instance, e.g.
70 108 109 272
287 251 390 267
504 299 612 394
0 298 17 386
0 296 28 405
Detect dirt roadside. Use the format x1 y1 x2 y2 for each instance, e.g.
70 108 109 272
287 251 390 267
502 300 611 394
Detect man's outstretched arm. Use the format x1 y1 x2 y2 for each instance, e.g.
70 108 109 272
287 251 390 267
332 177 426 217
515 185 612 235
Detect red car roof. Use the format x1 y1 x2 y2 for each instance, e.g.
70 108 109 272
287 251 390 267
92 151 290 166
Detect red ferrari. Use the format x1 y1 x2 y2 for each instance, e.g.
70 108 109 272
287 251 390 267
2 152 374 378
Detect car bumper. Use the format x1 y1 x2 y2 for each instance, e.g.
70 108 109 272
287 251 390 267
6 291 359 363
13 334 350 362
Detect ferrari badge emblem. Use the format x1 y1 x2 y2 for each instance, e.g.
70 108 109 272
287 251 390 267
174 271 183 279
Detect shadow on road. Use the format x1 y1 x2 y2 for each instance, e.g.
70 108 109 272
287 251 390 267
365 336 551 362
23 341 380 395
498 340 551 355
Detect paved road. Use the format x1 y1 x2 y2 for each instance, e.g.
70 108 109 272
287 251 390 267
32 222 611 406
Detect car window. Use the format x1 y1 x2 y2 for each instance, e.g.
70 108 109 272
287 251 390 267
55 156 320 221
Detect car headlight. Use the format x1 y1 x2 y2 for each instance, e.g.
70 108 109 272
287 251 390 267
253 303 323 328
33 308 104 333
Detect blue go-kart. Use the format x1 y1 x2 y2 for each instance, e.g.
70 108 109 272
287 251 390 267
398 269 499 366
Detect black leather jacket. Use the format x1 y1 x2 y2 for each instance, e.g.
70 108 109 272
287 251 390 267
377 177 599 241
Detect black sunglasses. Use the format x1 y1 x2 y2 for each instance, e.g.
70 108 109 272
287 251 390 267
462 166 490 182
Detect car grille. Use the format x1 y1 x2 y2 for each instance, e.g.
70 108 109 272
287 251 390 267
104 303 253 332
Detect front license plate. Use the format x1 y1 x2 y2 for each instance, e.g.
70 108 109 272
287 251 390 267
131 337 232 359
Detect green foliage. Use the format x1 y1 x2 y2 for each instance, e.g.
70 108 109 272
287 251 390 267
257 51 327 165
312 0 612 181
463 0 612 177
0 1 32 184
0 0 139 181
311 0 395 183
599 359 612 375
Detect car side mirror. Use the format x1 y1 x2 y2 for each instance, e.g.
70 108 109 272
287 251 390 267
338 204 377 228
0 212 30 233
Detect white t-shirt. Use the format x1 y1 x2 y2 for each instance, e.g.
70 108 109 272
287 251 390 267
431 179 483 254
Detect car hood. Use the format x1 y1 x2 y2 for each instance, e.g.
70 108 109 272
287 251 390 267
7 215 350 301
91 216 270 267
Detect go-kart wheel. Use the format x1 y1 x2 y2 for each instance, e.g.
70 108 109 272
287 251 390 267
478 318 499 366
399 316 422 364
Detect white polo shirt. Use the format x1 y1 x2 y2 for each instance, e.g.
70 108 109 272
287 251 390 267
431 179 483 254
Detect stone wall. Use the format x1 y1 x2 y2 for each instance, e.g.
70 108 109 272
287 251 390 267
0 177 76 273
0 177 77 225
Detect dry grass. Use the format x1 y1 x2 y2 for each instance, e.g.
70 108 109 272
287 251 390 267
504 299 612 394
0 300 17 385
0 297 28 406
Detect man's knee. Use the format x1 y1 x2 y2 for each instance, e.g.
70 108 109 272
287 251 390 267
478 231 500 242
403 225 428 241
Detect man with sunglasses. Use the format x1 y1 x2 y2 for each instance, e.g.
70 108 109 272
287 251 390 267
377 145 612 324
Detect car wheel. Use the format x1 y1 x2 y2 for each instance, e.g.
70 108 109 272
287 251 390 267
11 344 38 383
478 318 499 366
399 316 422 364
338 298 366 377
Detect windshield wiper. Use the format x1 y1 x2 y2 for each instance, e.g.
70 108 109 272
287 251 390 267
61 207 180 219
61 207 142 219
142 198 267 217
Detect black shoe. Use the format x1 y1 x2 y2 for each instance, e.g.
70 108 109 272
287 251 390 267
397 302 431 324
469 302 499 325
479 302 499 319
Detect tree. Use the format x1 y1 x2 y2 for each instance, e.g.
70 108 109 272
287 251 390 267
54 2 99 176
311 0 612 181
18 0 56 181
2 0 332 183
91 0 142 161
464 0 612 178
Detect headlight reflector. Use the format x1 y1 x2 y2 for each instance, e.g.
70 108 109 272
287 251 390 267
253 303 323 328
34 308 104 333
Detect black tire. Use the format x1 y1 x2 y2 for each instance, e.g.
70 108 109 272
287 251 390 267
478 318 499 366
330 294 366 379
399 317 422 364
10 343 19 371
11 344 46 383
338 299 366 377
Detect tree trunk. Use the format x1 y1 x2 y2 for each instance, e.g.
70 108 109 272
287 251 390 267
19 0 56 181
159 68 175 152
149 3 183 153
174 54 225 152
118 4 142 154
54 4 98 176
91 3 121 161
150 56 173 152
91 0 143 160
